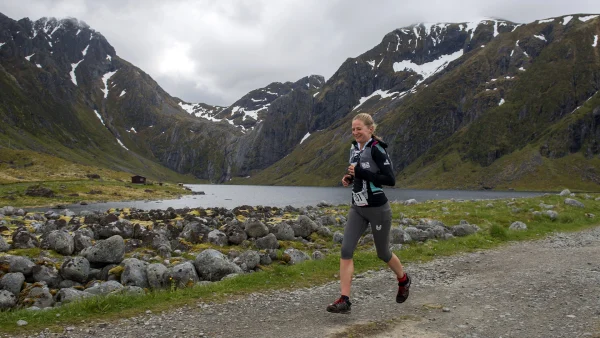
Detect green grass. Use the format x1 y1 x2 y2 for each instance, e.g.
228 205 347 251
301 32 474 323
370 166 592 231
0 180 189 208
0 194 598 334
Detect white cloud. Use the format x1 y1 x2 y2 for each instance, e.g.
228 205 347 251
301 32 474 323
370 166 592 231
1 0 598 106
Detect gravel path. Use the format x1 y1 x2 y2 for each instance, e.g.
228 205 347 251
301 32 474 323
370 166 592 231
20 226 600 338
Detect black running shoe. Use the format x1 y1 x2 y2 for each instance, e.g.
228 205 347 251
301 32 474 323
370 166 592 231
396 274 411 303
326 296 352 313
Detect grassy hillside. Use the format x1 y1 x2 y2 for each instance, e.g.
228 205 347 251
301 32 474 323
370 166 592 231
0 148 201 208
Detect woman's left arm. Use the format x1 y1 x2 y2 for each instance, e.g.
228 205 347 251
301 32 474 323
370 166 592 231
354 147 395 186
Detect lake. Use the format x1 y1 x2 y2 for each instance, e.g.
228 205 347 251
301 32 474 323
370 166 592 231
43 185 545 212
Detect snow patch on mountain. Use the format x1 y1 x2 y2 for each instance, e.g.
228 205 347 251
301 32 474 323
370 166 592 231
393 49 464 84
93 110 105 126
70 60 83 85
300 132 311 144
116 138 129 151
579 15 598 22
25 53 34 61
101 71 118 98
593 35 598 47
353 89 399 111
562 16 573 25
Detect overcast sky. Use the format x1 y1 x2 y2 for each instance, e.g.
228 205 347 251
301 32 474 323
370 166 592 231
0 0 598 106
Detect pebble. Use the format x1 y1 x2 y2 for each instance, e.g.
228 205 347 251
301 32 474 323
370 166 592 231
16 320 28 326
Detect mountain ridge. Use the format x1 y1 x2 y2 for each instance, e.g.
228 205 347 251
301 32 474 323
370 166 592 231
1 12 599 190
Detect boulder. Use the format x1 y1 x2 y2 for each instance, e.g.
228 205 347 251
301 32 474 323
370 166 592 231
0 272 25 296
559 189 571 196
11 228 40 249
509 221 527 231
120 258 149 288
451 224 480 237
60 256 90 283
54 288 93 304
0 236 9 252
194 249 242 282
0 290 17 310
283 248 310 265
389 227 410 244
332 231 344 244
2 255 35 275
254 233 279 250
23 284 54 308
166 261 199 287
404 227 430 242
273 222 295 240
80 235 125 264
31 265 61 289
46 230 75 255
292 215 316 238
233 250 260 271
73 233 93 253
564 198 584 208
207 230 228 247
85 281 124 295
244 219 269 238
147 263 168 289
224 223 247 245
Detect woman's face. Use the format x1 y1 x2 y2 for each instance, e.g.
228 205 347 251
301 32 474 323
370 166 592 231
352 119 373 144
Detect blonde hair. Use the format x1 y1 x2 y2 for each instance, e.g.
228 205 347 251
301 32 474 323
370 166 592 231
353 113 383 141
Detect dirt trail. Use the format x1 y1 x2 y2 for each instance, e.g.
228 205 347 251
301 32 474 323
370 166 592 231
20 226 600 338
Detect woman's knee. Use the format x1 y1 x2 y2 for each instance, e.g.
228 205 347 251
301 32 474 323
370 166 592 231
377 250 392 263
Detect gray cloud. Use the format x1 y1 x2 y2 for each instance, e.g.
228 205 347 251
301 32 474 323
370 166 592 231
1 0 598 105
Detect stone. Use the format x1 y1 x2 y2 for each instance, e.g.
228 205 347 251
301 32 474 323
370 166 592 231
120 258 149 288
272 222 295 241
207 229 228 247
31 265 61 289
509 221 527 231
451 224 480 237
283 248 310 265
312 250 325 260
11 228 40 249
54 288 93 304
255 233 279 250
292 215 316 238
233 250 260 271
194 249 242 282
2 255 35 275
559 189 571 196
0 236 9 252
0 272 25 296
80 235 125 264
166 261 199 287
332 231 344 244
244 219 269 238
60 256 90 283
46 230 75 255
85 281 124 295
0 290 17 310
147 263 168 289
564 198 585 208
24 285 54 308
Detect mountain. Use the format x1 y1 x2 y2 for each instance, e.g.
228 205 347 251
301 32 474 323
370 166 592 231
1 13 599 191
244 15 600 190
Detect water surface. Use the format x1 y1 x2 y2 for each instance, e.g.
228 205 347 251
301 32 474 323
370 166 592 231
40 185 544 212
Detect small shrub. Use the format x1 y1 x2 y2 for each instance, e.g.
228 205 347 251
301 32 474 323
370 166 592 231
489 224 508 240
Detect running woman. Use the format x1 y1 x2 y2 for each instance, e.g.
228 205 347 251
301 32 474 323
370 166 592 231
326 113 410 314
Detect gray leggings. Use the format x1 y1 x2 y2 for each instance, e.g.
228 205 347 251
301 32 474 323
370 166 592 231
341 202 393 262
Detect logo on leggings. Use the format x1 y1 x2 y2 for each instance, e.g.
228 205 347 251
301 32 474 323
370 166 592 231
375 224 382 231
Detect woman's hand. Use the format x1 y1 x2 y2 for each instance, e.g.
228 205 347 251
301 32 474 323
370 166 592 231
342 174 353 187
347 165 356 176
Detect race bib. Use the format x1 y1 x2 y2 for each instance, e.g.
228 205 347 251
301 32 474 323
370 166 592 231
352 190 369 206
